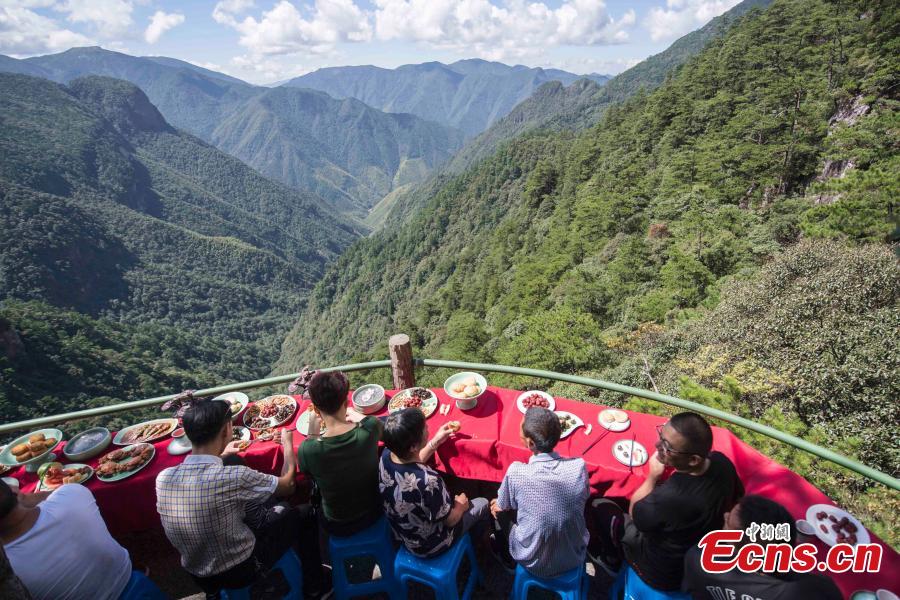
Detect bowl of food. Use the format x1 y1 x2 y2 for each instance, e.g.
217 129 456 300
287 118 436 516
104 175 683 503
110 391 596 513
444 372 487 410
63 427 111 462
213 392 250 421
352 384 386 415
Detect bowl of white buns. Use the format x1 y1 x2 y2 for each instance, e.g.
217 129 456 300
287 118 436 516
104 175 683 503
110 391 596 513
443 372 487 410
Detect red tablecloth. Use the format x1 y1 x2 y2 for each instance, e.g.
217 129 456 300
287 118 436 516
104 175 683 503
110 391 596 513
7 386 898 598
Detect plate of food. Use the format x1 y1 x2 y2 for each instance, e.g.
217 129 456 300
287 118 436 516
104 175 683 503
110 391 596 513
213 392 250 420
294 407 328 436
0 429 63 467
612 439 649 467
63 427 111 461
516 390 556 414
255 427 283 442
232 426 251 442
113 418 178 445
96 443 155 482
388 388 439 418
36 462 93 491
599 409 631 432
555 411 584 439
244 395 297 430
805 504 870 546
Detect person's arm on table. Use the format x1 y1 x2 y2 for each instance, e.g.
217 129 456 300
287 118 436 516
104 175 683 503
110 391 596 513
628 453 665 518
417 422 455 463
273 429 298 497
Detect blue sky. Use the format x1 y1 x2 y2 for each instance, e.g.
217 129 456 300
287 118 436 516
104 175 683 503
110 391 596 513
1 1 742 84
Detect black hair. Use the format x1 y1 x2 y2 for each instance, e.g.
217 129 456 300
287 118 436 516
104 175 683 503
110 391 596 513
669 412 713 457
308 371 350 416
382 408 426 459
0 479 17 520
182 400 231 446
523 407 561 453
737 495 796 546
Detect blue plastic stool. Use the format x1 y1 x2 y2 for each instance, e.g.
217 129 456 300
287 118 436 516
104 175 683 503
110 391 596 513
608 564 691 600
328 516 400 600
512 563 587 600
222 549 304 600
394 532 482 600
117 570 167 600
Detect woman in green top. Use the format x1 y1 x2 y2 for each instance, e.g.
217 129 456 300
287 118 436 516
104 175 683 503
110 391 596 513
299 371 384 536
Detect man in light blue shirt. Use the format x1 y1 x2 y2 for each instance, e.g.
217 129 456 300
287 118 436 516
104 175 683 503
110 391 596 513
490 407 590 577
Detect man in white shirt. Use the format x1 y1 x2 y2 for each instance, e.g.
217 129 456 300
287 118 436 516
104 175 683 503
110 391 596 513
0 481 132 600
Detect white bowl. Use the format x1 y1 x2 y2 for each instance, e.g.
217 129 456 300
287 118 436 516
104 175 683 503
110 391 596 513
443 372 487 410
352 384 386 415
877 590 899 600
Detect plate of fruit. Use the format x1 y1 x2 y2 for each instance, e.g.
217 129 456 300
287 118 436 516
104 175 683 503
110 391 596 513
805 504 869 546
516 390 555 414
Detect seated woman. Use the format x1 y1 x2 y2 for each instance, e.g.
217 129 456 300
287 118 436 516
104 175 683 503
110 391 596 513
299 371 384 535
379 408 489 556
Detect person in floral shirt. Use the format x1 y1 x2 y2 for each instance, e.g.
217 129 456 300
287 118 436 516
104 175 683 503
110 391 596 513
379 408 489 557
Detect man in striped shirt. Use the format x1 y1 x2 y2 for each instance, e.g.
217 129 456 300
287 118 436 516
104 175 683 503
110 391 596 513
490 407 590 577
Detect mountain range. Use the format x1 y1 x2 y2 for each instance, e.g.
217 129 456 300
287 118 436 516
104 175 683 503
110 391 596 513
0 48 466 217
283 59 610 136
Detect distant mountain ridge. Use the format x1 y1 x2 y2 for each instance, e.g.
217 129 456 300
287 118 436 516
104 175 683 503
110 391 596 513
0 47 465 217
370 0 775 227
283 58 610 136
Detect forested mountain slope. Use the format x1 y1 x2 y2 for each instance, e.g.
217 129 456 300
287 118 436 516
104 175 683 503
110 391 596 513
0 47 464 217
445 0 773 174
0 74 357 423
284 59 610 136
375 0 773 228
276 0 898 541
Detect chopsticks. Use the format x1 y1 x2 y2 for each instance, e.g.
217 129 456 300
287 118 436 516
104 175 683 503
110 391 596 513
581 426 611 455
628 433 636 473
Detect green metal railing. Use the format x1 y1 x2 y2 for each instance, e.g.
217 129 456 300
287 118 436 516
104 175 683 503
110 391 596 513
2 358 897 492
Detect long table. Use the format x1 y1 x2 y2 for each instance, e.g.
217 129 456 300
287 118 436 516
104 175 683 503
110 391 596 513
8 386 898 598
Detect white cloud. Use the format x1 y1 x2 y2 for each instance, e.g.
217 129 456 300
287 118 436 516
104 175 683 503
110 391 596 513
55 0 133 37
0 4 92 55
644 0 740 42
214 0 371 56
144 10 183 43
373 0 635 61
212 0 634 65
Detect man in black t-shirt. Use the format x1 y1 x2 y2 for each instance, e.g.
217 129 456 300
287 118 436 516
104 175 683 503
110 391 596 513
593 412 744 592
682 495 842 600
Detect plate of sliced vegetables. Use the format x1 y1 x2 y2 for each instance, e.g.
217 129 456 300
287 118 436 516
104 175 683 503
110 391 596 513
555 411 584 439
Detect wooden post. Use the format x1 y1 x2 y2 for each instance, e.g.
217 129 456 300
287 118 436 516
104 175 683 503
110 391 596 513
389 333 415 390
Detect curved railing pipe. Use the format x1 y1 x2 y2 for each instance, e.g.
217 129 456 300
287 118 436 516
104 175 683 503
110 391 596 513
1 358 897 492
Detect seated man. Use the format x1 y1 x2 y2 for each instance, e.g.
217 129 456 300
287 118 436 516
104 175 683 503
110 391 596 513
299 371 383 536
156 400 329 599
380 408 489 556
490 406 590 577
0 481 131 600
683 494 842 599
593 412 744 592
